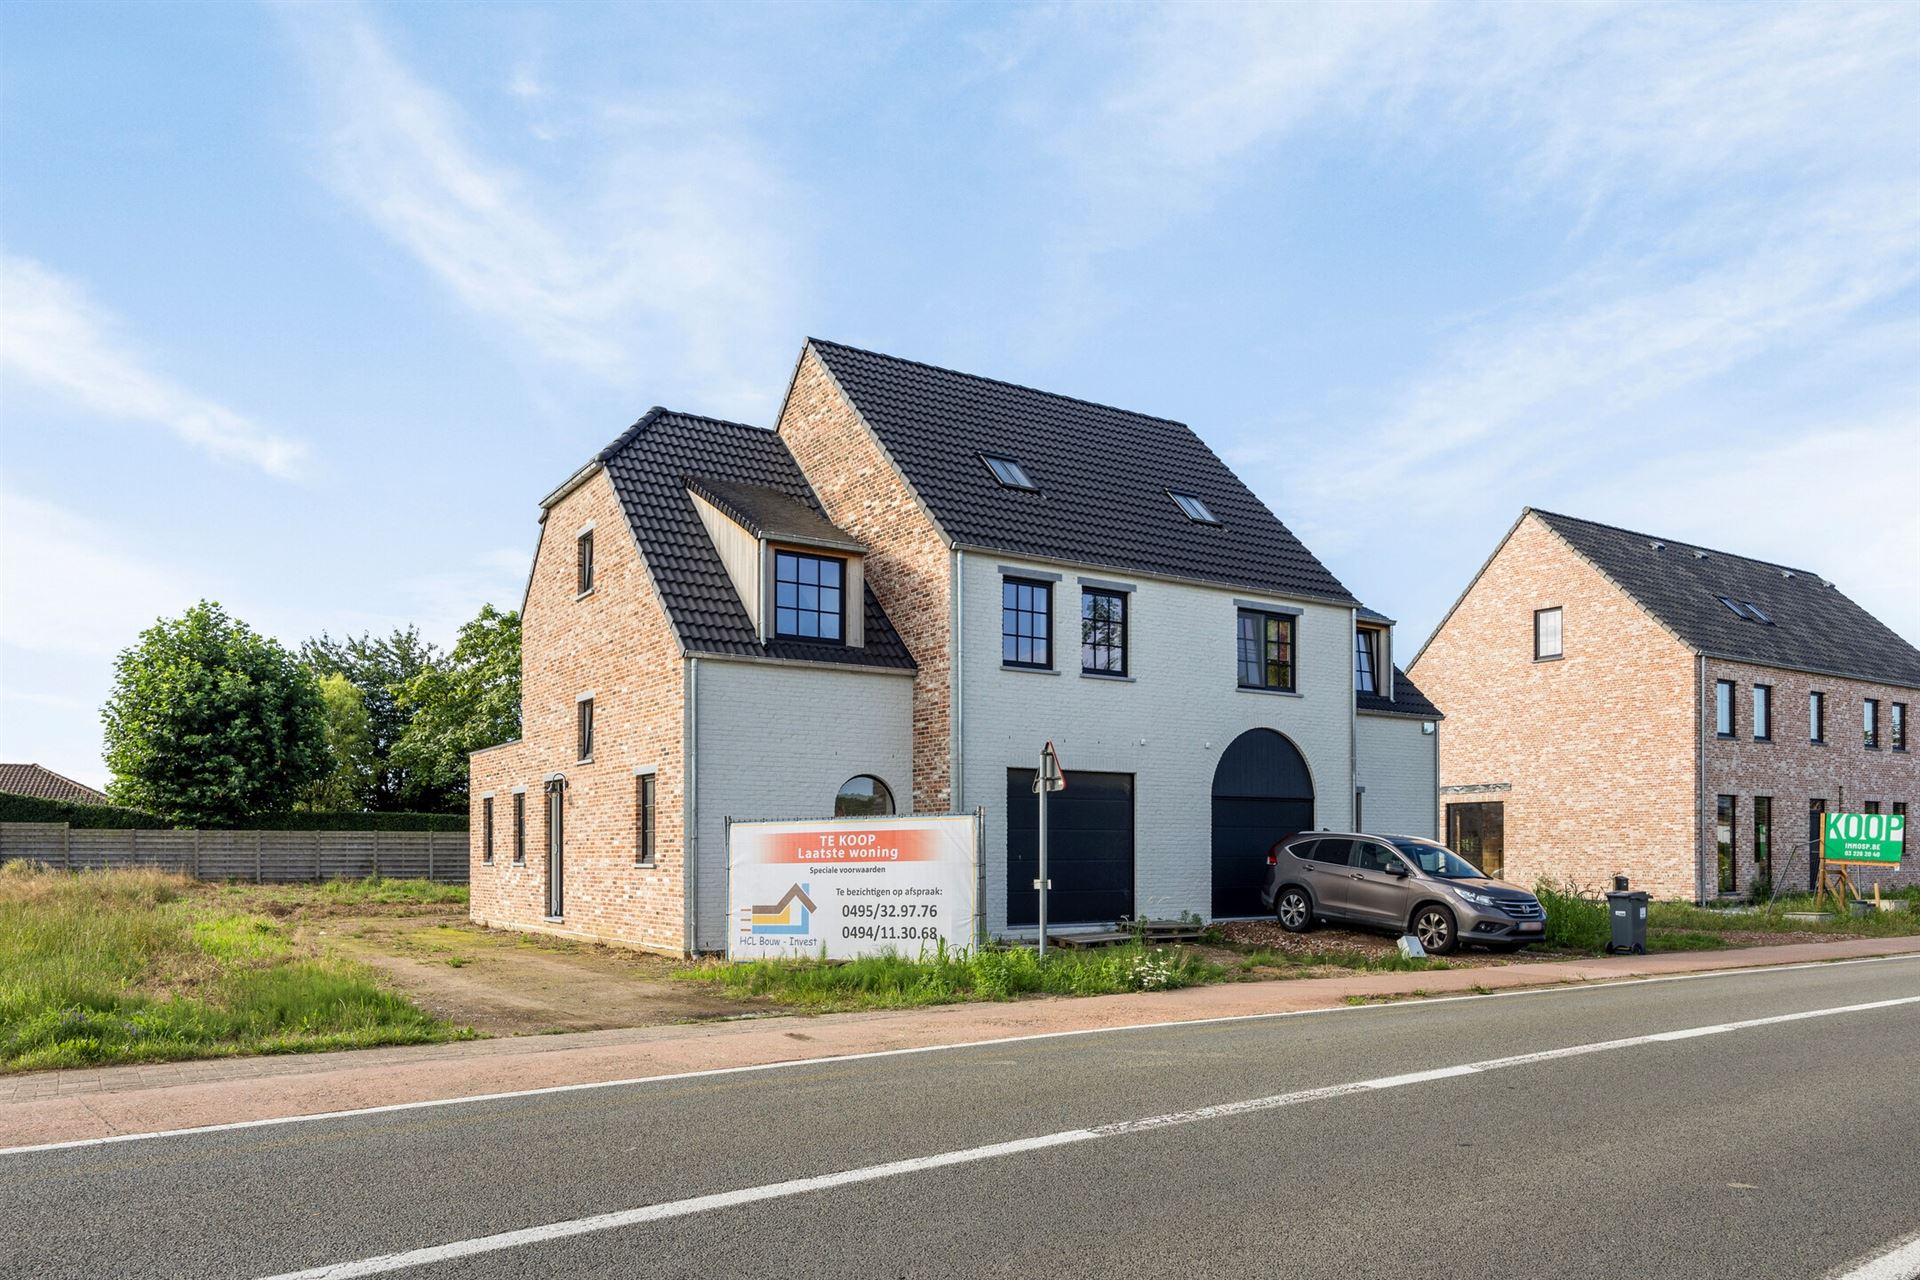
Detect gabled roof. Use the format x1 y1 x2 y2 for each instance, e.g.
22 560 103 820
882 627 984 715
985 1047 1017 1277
0 763 108 805
583 409 914 671
1534 510 1920 689
1357 667 1441 719
685 477 864 552
805 339 1357 606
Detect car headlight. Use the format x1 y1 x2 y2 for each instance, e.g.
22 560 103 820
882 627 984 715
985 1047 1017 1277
1450 886 1497 907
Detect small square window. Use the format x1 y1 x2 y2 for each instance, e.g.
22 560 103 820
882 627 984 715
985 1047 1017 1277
982 455 1037 490
1237 609 1294 691
1169 491 1219 524
773 550 845 642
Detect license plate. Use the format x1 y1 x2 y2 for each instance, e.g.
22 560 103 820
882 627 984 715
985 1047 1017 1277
1518 923 1542 932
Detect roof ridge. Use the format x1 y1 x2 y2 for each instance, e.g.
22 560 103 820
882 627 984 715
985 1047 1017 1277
594 406 775 466
1528 507 1822 580
806 337 1188 428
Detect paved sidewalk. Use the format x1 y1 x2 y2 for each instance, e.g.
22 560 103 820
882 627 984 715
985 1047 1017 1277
6 935 1918 1151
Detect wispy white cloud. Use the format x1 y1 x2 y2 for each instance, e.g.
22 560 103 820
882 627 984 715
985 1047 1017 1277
282 4 797 417
0 255 308 476
0 490 195 657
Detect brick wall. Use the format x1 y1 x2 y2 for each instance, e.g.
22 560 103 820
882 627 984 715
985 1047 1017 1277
1701 659 1918 897
1411 512 1700 899
777 346 955 812
469 469 689 955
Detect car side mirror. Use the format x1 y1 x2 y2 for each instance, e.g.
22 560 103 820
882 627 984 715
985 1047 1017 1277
1385 863 1410 877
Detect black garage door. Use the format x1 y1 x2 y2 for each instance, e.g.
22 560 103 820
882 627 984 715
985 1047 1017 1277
1211 729 1314 918
1007 769 1134 927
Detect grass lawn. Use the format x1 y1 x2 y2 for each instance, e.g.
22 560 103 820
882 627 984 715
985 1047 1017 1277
0 865 472 1072
1649 893 1920 938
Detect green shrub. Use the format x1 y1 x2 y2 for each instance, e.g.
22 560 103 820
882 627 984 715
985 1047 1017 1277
0 792 464 832
1535 881 1611 951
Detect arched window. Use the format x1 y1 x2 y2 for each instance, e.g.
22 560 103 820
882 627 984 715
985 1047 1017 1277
834 775 894 817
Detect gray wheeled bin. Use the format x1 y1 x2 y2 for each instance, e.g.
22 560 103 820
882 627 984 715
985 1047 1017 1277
1605 879 1649 955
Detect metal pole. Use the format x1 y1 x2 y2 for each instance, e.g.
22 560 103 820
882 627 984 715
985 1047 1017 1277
1036 782 1048 959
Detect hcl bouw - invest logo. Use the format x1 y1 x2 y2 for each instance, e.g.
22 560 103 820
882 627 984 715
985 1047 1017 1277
745 883 817 935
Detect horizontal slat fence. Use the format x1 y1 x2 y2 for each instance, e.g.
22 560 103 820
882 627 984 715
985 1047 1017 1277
0 822 467 883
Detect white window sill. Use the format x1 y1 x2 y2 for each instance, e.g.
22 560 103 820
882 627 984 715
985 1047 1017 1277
1237 685 1302 698
1002 664 1059 676
1080 671 1134 683
575 588 595 601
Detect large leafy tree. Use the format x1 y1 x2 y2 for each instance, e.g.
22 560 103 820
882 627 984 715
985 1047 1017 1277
301 673 377 812
300 626 441 810
390 605 522 809
102 601 328 827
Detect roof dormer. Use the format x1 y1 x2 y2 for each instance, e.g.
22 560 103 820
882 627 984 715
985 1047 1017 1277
686 476 868 648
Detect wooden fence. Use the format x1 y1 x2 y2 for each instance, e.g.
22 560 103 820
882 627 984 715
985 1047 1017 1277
0 823 469 883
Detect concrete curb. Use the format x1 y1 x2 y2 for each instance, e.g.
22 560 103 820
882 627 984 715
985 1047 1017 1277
6 935 1919 1151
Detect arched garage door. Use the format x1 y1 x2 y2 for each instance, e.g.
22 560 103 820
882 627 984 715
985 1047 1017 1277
1212 729 1314 918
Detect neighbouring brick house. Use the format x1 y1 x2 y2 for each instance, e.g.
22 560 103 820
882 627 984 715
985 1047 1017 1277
473 339 1441 953
1410 509 1919 902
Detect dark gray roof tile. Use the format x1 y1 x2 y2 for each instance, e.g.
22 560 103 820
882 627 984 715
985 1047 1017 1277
1535 510 1920 689
808 339 1356 606
590 409 914 671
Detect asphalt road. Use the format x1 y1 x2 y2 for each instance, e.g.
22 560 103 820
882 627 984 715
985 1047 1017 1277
5 956 1919 1280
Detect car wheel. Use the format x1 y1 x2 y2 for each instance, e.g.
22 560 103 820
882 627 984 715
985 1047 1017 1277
1412 904 1458 955
1275 887 1314 933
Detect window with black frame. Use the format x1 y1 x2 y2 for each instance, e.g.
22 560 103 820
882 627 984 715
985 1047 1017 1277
1715 680 1736 737
576 530 594 594
1081 589 1126 675
1354 628 1378 693
1865 699 1880 749
635 773 655 866
1716 795 1737 894
1002 578 1052 668
773 550 844 642
1753 684 1772 741
482 796 494 864
512 792 526 864
1237 610 1294 691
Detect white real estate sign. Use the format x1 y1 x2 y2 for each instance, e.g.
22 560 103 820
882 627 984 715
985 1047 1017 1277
727 814 979 960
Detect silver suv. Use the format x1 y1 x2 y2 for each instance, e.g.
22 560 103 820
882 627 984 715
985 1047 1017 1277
1259 832 1547 955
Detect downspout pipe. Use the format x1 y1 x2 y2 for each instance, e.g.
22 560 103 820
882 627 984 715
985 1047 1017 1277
1695 654 1707 903
685 656 699 953
952 548 964 815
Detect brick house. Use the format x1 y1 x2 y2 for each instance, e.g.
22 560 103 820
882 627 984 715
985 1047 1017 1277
473 339 1441 953
1409 509 1919 902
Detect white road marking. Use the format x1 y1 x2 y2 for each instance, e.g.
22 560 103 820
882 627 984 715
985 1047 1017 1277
1826 1227 1920 1280
2 950 1914 1159
256 992 1920 1280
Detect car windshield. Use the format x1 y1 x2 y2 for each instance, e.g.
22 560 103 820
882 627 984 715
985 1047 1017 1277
1388 838 1487 880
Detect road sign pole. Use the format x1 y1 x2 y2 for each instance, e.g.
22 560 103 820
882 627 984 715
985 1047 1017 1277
1033 740 1065 959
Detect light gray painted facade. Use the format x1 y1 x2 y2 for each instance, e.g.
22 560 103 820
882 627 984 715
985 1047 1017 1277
1355 713 1440 840
953 551 1358 934
691 658 914 950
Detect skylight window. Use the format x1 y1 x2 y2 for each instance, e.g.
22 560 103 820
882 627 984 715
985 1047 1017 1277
1169 491 1220 525
1715 596 1776 625
981 454 1037 490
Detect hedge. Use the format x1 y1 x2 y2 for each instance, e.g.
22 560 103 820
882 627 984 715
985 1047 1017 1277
0 793 465 832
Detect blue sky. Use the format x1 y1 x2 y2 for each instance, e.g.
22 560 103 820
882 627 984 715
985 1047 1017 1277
3 1 1916 789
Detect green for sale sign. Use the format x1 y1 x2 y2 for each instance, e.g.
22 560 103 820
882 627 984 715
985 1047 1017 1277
1823 812 1905 864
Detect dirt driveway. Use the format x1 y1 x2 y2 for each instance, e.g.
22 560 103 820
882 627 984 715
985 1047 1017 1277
206 884 766 1036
